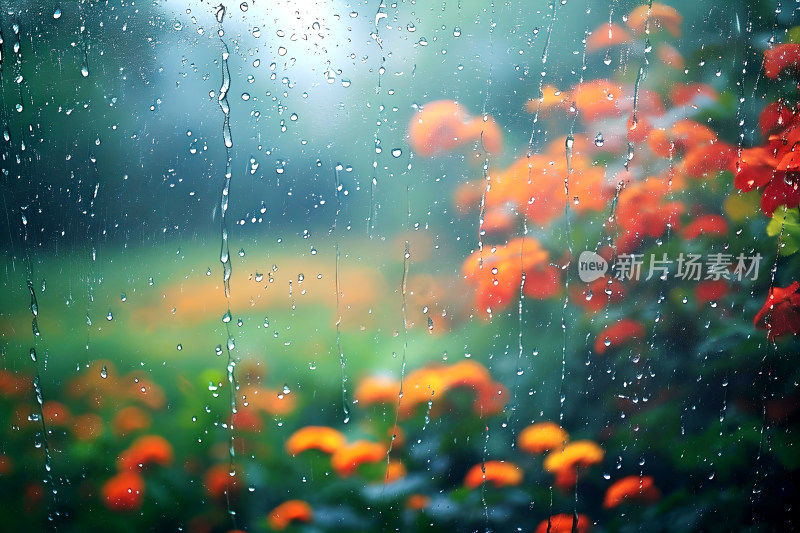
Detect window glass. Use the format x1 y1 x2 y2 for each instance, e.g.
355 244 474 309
1 1 798 532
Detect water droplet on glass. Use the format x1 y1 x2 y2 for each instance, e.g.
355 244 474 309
453 26 461 37
240 1 248 11
106 311 113 321
594 132 604 147
81 65 89 77
391 148 402 158
53 7 62 19
100 365 108 379
222 310 232 323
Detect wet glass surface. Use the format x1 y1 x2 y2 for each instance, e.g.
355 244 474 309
1 1 799 532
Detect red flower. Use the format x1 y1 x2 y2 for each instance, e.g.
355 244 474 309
760 100 796 136
754 281 800 339
594 319 645 354
117 435 174 470
464 460 523 489
534 513 592 533
603 475 661 508
680 214 728 239
268 500 313 530
731 104 800 216
764 43 800 79
695 280 729 305
101 471 145 512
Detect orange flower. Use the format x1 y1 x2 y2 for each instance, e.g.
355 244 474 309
401 367 449 415
472 382 509 416
203 463 239 499
354 375 399 406
657 43 684 69
383 460 407 484
570 79 624 121
285 426 347 456
0 454 12 475
518 422 569 454
42 401 72 426
240 385 296 416
406 494 431 510
230 407 263 432
462 237 555 314
117 435 174 470
587 23 632 52
754 281 800 339
595 319 645 354
268 500 313 530
670 83 718 107
112 406 152 437
525 85 570 115
464 460 523 489
101 471 145 512
764 43 800 79
680 214 728 239
444 360 492 390
543 440 604 473
626 3 682 37
66 360 120 407
331 440 386 477
72 413 104 441
534 513 592 533
613 176 683 252
408 100 502 156
125 374 166 410
572 275 625 313
603 475 662 508
0 370 30 398
680 141 736 179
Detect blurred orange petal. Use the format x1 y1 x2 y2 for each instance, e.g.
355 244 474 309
464 460 523 489
670 83 718 107
268 500 313 530
535 513 592 533
627 3 682 37
603 475 661 508
680 214 728 239
101 471 145 512
518 422 569 454
406 494 431 510
543 440 604 473
117 434 174 470
331 440 386 477
408 100 502 156
112 406 152 437
285 426 347 456
657 43 684 69
203 464 239 499
73 413 104 441
526 85 569 115
594 319 645 354
587 23 632 52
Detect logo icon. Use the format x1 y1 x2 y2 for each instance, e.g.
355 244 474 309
578 251 608 282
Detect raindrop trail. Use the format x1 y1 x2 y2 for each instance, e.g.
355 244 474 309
625 0 654 171
368 2 387 237
750 206 788 508
385 189 411 490
26 273 57 520
216 30 239 530
557 0 588 424
335 244 350 424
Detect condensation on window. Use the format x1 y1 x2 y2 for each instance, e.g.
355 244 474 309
1 1 799 532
